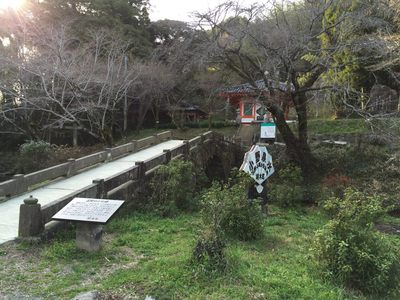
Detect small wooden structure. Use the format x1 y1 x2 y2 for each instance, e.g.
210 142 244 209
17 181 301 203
220 79 291 123
168 102 208 122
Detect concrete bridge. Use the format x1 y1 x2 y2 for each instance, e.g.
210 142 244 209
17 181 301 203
0 131 242 244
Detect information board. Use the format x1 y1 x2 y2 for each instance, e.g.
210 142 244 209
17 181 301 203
260 122 276 139
52 198 124 223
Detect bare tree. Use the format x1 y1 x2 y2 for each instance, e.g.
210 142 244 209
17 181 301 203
193 0 355 177
129 61 179 131
0 26 141 145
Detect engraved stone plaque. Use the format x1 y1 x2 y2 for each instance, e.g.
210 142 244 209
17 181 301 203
52 198 124 224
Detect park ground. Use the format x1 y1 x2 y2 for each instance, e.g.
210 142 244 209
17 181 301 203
0 206 399 299
0 118 399 299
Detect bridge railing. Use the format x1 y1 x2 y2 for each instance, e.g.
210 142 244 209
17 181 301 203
0 131 173 199
18 131 221 239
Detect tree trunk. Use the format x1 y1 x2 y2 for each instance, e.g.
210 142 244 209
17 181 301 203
269 102 317 180
136 98 152 132
155 105 160 129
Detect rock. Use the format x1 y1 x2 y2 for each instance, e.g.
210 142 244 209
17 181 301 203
71 291 100 300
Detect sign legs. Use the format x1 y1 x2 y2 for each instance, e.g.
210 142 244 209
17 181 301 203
247 182 269 215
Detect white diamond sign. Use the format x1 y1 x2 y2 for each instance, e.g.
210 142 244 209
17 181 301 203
240 145 274 193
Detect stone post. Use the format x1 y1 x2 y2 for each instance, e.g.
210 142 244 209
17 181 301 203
105 148 112 162
135 161 146 193
76 223 103 252
93 179 105 199
153 134 159 145
67 158 76 177
183 141 190 159
18 195 43 238
163 149 171 164
131 140 137 152
13 174 27 195
0 189 6 203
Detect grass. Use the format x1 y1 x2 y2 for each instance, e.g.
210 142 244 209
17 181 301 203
307 118 369 135
118 125 238 145
1 206 398 299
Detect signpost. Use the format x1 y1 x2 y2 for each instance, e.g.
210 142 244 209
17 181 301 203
240 145 274 193
53 198 124 223
260 122 276 139
53 198 124 251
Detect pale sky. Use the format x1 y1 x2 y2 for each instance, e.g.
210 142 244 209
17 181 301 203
149 0 259 22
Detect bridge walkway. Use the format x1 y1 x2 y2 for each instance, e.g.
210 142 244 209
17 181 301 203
0 140 184 244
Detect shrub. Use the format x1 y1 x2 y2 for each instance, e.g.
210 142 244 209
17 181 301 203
200 174 264 241
270 164 304 207
192 182 229 272
192 230 227 272
0 151 17 177
365 152 400 208
148 159 197 217
185 120 233 129
312 188 400 295
313 144 389 179
18 140 54 173
322 173 351 198
192 173 264 271
222 202 264 241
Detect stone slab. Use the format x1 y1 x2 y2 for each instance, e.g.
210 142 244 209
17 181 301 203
76 223 103 252
52 198 124 223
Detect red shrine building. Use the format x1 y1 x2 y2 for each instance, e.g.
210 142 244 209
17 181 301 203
220 79 292 124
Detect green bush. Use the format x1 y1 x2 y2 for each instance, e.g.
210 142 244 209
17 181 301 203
313 144 389 179
148 159 197 217
222 202 264 241
312 188 400 295
192 230 227 272
192 173 264 272
270 164 304 207
0 152 17 176
201 174 264 241
184 120 234 129
18 140 54 173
